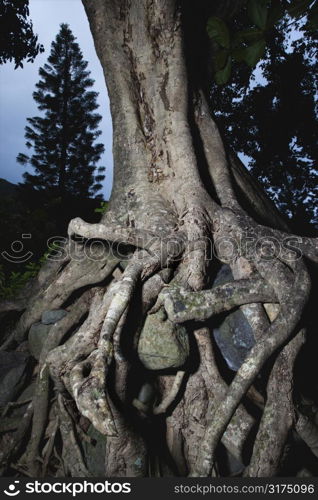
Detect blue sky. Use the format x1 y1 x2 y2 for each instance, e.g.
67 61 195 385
0 2 306 204
0 0 113 199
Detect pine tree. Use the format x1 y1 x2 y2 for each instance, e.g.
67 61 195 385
17 23 105 199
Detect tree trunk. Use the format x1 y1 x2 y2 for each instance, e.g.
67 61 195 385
1 0 317 478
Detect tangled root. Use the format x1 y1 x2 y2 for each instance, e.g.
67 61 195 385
0 193 316 477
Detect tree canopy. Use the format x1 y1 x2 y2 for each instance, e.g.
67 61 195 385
0 0 44 68
209 0 318 232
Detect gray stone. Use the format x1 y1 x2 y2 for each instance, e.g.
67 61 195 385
83 425 107 476
41 309 67 325
28 322 51 360
137 382 155 405
213 264 233 287
221 448 245 476
0 351 30 406
212 265 255 371
138 308 189 370
214 310 255 371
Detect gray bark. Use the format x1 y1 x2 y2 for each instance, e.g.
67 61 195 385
0 0 315 478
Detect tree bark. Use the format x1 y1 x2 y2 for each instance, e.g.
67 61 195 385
0 0 316 478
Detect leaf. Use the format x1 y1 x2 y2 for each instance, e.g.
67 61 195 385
207 17 230 48
241 39 266 68
94 201 108 214
248 0 270 29
214 57 232 85
214 48 229 70
232 48 245 63
237 28 264 43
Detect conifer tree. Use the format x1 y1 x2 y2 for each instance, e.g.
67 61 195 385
17 23 105 199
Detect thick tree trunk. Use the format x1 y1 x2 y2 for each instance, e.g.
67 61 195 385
0 0 317 478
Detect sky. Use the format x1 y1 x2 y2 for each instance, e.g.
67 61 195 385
0 0 113 199
0 2 305 204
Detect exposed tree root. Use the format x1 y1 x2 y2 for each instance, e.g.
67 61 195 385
0 402 33 474
1 0 317 478
162 277 277 323
42 416 59 477
0 249 119 350
193 328 255 465
70 348 116 436
1 203 315 477
57 394 90 477
153 371 185 415
192 259 311 476
296 414 318 459
246 330 306 476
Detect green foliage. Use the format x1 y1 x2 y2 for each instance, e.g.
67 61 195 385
207 0 318 84
17 23 105 198
0 242 61 299
0 0 44 68
210 17 318 231
1 256 41 299
215 57 232 85
207 17 230 48
94 201 108 214
236 28 264 43
0 264 36 299
233 39 266 67
0 182 105 299
247 0 270 29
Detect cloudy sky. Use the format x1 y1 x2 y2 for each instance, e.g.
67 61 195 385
0 0 113 199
